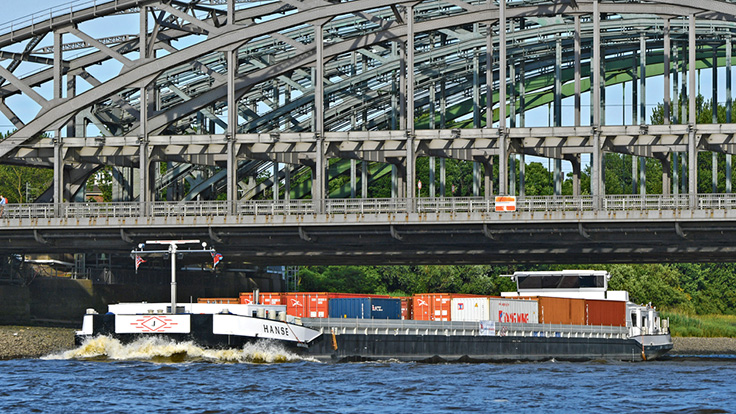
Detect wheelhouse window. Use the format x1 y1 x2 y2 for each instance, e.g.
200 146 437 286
517 274 606 290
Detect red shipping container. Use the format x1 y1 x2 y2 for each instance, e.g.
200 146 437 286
399 297 413 320
239 293 254 305
258 293 284 305
585 299 626 327
284 292 330 318
329 293 391 299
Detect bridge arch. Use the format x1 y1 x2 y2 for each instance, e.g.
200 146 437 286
0 0 734 205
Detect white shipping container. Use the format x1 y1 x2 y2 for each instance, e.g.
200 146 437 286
489 298 539 324
451 297 490 321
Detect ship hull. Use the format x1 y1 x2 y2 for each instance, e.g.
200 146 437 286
305 333 671 363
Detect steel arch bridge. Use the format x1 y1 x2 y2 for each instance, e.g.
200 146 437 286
2 0 736 264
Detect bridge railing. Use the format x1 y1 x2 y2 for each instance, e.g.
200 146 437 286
5 194 736 219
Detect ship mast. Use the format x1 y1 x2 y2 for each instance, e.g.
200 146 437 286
131 240 218 314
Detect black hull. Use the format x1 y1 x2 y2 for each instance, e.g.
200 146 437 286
305 333 672 363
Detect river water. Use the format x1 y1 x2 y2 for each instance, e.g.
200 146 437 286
0 336 733 413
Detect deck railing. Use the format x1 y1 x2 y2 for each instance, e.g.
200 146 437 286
2 194 736 220
302 317 629 338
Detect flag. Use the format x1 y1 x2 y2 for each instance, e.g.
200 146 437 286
212 252 223 268
135 255 146 273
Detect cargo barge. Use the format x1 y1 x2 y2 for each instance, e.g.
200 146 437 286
300 270 672 362
75 268 672 362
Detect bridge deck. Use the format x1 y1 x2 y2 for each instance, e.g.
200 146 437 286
2 195 736 265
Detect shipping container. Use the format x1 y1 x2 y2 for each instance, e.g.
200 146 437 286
585 299 626 327
413 293 452 321
197 298 239 304
239 293 253 305
489 298 538 323
329 298 401 319
329 293 392 299
451 297 490 321
257 293 284 305
537 297 586 325
412 294 484 321
284 292 330 318
399 297 412 320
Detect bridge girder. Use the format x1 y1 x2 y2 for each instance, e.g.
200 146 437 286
0 0 736 254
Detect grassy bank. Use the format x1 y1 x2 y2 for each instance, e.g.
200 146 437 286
662 312 736 338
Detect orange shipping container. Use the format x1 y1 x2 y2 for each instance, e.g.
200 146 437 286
413 293 452 321
259 293 285 305
538 297 586 325
239 293 254 305
284 292 330 318
585 299 626 327
197 298 239 304
330 293 392 299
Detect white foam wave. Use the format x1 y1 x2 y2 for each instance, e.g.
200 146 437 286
44 336 315 364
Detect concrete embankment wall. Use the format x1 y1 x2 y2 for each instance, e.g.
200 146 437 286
0 285 31 325
0 272 263 326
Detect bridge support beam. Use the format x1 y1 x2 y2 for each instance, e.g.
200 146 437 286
640 157 646 196
673 152 680 195
53 138 63 211
139 82 150 215
640 33 646 125
440 158 446 197
566 155 581 197
406 5 415 211
688 14 698 209
350 159 356 198
361 160 368 198
574 15 581 127
661 155 672 197
728 35 733 193
591 0 603 209
429 157 435 198
227 47 238 212
484 158 493 199
498 0 507 195
314 22 325 213
664 19 671 125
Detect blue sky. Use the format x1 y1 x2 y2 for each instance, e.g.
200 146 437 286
5 1 72 22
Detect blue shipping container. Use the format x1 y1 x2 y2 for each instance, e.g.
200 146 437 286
329 298 401 319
